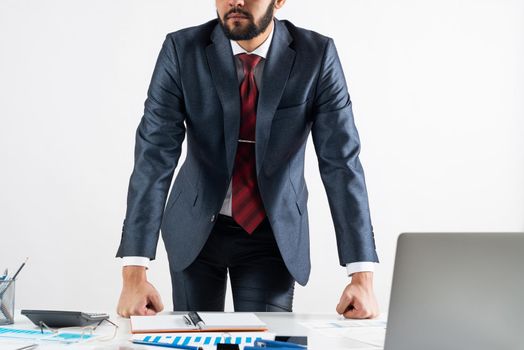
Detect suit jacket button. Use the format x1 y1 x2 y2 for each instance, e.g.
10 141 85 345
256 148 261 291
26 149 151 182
210 214 216 222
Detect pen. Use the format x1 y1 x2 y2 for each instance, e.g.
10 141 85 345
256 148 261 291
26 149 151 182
11 257 29 280
254 339 307 348
0 258 28 297
244 347 306 350
15 344 38 350
132 339 203 350
187 311 205 330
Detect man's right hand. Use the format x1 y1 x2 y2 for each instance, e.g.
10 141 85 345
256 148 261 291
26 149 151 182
117 266 164 318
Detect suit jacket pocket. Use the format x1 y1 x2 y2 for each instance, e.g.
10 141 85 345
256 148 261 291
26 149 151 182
165 186 183 212
165 173 199 212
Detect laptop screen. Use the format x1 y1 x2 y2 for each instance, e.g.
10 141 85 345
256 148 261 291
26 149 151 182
384 233 524 350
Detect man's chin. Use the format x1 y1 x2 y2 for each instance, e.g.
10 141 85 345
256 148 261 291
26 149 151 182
226 28 252 40
227 22 249 32
220 17 259 41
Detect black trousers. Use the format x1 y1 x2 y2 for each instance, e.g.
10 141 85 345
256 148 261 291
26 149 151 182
170 215 295 312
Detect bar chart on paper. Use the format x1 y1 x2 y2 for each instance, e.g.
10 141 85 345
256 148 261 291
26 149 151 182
132 332 275 349
0 327 95 343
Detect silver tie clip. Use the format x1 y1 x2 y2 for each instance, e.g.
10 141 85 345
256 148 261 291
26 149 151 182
238 139 256 144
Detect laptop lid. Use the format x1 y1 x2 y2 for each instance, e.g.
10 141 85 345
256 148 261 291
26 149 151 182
384 233 524 350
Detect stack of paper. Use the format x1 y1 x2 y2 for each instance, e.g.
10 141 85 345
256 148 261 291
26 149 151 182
131 312 268 333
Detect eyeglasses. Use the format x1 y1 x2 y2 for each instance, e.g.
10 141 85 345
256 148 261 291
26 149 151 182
37 318 119 343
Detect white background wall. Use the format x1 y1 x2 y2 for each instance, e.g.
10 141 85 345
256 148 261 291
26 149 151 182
1 0 523 315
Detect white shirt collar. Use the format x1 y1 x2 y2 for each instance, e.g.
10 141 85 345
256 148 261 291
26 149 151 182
230 24 274 59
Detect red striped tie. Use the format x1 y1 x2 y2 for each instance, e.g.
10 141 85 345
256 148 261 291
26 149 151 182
232 53 266 234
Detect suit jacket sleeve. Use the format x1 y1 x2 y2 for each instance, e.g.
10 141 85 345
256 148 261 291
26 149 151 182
116 34 186 259
311 38 379 266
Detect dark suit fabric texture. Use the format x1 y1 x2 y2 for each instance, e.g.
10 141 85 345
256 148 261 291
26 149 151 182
171 215 294 312
116 19 379 293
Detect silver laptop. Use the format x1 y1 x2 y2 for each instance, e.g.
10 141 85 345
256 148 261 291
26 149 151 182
385 233 524 350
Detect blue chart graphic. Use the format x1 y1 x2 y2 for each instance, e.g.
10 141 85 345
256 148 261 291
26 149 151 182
0 327 94 343
133 332 274 349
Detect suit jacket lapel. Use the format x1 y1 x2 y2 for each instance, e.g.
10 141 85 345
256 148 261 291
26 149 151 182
205 20 296 177
206 24 241 176
256 20 296 175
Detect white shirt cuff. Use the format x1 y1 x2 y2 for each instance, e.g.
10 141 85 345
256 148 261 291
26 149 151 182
346 262 376 277
122 256 150 269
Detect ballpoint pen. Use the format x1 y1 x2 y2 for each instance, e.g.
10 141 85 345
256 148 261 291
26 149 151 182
244 347 306 350
11 257 29 280
132 339 203 350
187 311 205 330
254 339 307 348
14 344 38 350
0 258 28 297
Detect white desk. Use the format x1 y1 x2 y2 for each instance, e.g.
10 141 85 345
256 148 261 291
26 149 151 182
0 311 386 350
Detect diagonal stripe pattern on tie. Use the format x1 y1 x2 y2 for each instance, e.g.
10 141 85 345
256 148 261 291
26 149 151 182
232 53 266 234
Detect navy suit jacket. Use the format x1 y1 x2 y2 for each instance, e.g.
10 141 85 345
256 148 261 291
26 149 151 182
116 19 379 285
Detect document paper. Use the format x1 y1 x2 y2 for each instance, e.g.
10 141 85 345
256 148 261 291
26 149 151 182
132 331 275 349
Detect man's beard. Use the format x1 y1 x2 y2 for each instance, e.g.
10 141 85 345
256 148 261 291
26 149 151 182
218 1 275 41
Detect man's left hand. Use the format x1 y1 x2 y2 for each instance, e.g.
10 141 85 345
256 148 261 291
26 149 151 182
336 271 379 319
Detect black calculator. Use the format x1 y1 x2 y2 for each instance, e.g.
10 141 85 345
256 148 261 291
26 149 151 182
21 309 110 327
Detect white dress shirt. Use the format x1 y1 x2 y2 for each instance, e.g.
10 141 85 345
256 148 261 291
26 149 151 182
122 26 376 277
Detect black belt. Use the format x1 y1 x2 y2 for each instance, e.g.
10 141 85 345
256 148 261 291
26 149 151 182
215 214 269 231
216 214 243 230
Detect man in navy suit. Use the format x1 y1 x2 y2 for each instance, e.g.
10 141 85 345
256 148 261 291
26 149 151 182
116 0 379 318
